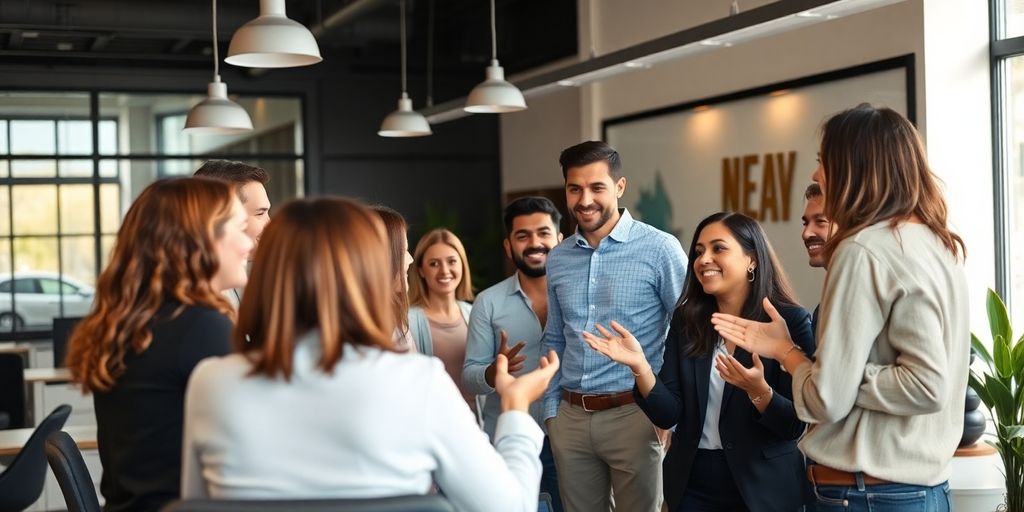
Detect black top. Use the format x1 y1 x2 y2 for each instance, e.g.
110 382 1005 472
634 304 816 512
94 302 232 512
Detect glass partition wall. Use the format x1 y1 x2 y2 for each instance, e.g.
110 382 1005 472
0 90 304 339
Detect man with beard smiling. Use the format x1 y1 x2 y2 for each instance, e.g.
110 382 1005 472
801 181 835 333
542 141 687 512
463 196 564 510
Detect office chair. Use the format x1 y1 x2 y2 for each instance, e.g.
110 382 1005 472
45 430 101 512
161 494 455 512
0 404 72 511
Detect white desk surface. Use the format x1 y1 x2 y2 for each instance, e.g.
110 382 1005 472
23 368 72 384
0 424 97 457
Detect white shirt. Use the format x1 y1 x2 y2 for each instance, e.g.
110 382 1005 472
181 330 544 512
698 339 729 450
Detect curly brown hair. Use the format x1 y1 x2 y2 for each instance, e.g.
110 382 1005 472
66 177 237 392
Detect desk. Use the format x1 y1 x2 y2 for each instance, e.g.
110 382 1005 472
24 368 72 384
24 368 91 429
0 424 96 457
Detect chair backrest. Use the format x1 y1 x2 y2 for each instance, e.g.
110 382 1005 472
161 494 456 512
45 430 101 512
0 404 72 511
52 316 83 368
0 353 26 428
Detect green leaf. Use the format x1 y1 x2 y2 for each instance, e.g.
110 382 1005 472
973 333 995 369
987 374 1016 426
970 371 995 409
996 335 1013 379
998 425 1024 441
989 289 1013 347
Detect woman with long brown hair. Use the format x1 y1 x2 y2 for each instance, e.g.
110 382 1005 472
712 104 967 512
66 177 253 512
181 197 559 510
372 205 416 352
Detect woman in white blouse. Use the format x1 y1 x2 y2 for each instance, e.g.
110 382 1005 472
712 104 967 512
181 197 559 512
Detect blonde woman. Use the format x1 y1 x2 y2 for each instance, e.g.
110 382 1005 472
408 229 477 408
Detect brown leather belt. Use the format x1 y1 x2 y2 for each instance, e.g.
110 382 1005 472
807 464 890 486
561 390 634 412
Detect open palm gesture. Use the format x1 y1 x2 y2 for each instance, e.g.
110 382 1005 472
711 297 793 360
581 321 649 373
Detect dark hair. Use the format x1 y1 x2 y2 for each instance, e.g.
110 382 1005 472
804 182 823 201
503 196 563 235
559 141 622 179
819 104 964 263
680 212 799 357
194 160 269 202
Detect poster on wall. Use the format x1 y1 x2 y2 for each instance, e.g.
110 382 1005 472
603 56 913 307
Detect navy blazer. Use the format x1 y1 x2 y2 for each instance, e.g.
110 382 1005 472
635 304 816 512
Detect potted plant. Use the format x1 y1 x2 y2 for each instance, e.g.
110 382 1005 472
969 289 1024 511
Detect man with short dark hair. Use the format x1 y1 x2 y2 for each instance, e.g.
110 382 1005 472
463 195 564 510
543 141 687 512
195 160 271 306
194 160 271 249
801 181 836 332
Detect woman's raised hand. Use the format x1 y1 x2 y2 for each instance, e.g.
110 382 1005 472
582 321 650 375
495 350 560 413
711 297 793 360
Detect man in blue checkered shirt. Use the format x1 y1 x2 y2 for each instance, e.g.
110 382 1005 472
542 141 686 512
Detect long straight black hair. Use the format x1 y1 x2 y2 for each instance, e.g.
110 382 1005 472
680 212 799 357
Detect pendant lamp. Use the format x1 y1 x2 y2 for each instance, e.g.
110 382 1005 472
464 0 526 113
226 0 322 68
379 0 431 137
184 0 253 135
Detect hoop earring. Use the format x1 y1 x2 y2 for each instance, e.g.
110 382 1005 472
747 267 755 282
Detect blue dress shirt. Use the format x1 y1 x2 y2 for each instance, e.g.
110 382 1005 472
463 273 546 439
542 209 687 420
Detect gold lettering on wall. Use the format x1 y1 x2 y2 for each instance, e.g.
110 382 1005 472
720 151 797 222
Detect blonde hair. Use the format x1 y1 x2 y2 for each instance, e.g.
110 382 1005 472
408 229 474 307
235 197 395 380
67 177 236 392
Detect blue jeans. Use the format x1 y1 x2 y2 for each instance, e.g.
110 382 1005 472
812 478 951 512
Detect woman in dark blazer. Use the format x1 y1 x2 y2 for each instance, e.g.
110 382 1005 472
584 212 815 512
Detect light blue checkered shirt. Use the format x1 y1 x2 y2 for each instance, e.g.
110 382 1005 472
542 209 687 420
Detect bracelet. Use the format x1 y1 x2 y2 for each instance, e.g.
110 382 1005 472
631 365 652 378
749 388 773 404
780 343 803 360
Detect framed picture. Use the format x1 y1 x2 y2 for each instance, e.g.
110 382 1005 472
603 55 914 306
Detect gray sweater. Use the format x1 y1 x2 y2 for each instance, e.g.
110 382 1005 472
793 221 969 486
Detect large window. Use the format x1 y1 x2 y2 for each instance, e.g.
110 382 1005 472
0 91 304 339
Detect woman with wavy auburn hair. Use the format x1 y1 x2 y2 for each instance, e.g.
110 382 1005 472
181 198 560 511
66 177 252 512
712 104 968 512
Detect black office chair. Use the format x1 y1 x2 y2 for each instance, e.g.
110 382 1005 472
0 404 72 511
161 494 455 512
0 353 26 429
45 430 101 512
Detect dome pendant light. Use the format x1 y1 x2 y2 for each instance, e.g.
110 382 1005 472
184 0 253 135
464 0 526 113
226 0 322 68
379 0 431 137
